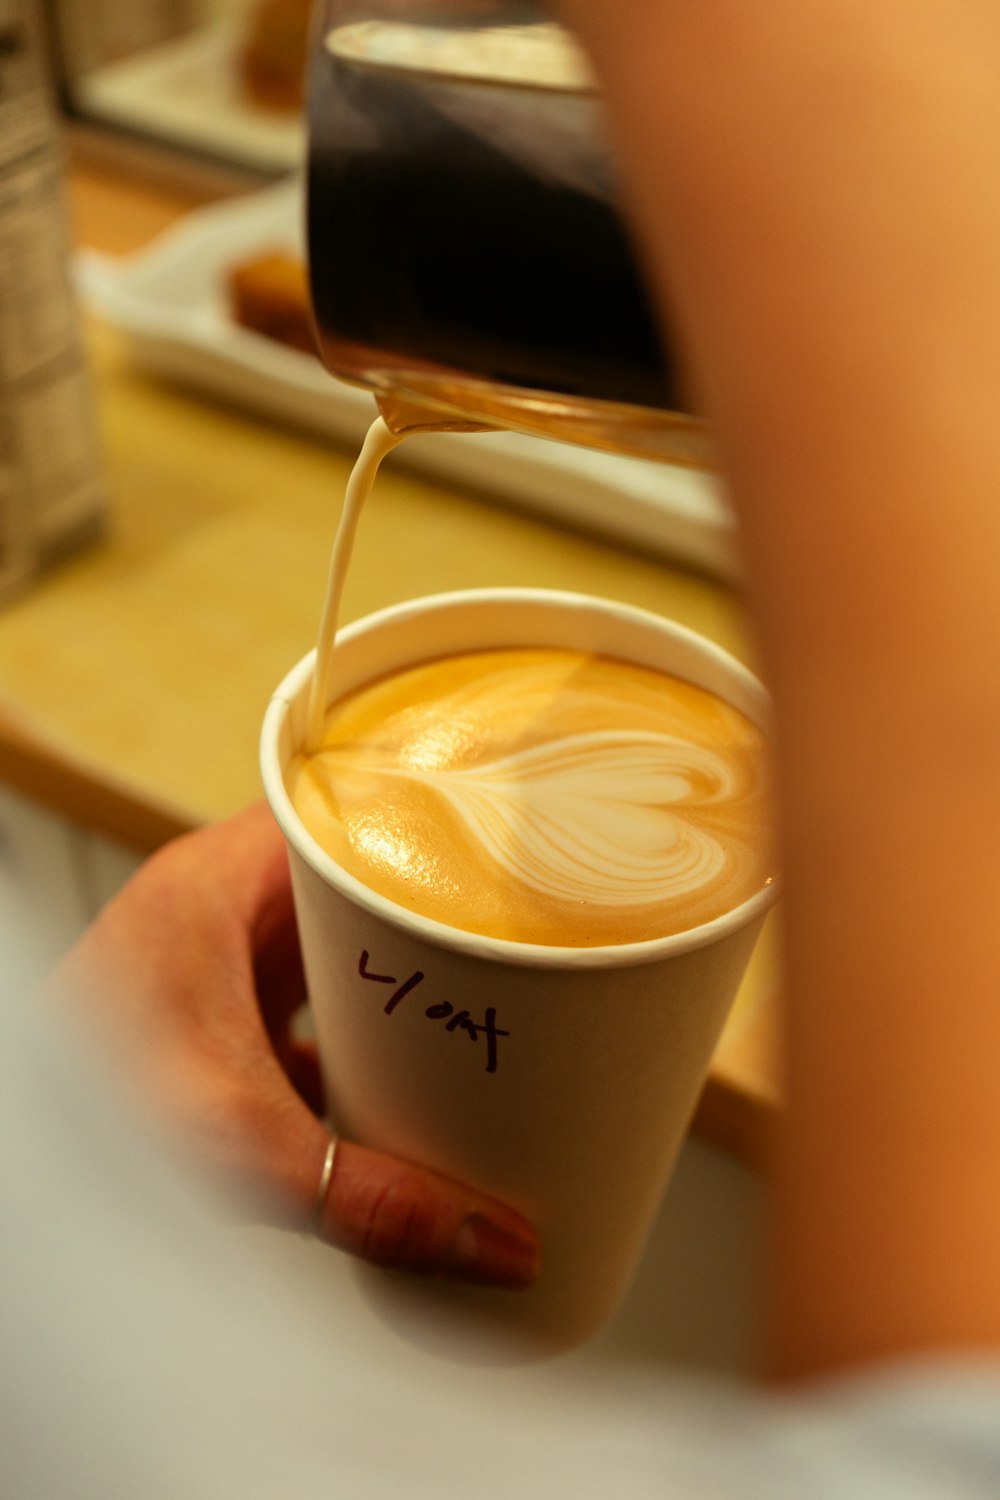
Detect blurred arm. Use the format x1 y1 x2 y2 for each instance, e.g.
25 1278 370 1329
557 0 1000 1380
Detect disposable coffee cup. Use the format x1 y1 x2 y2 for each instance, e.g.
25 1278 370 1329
262 589 775 1351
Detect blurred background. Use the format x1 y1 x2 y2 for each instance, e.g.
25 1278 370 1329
45 0 311 183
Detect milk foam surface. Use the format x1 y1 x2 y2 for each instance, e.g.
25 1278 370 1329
288 647 772 947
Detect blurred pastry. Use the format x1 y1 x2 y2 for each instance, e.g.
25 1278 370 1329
238 0 312 114
228 251 316 355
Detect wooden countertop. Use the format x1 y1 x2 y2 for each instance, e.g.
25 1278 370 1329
0 157 781 1163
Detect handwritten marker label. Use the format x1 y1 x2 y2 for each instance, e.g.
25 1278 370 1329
358 950 509 1074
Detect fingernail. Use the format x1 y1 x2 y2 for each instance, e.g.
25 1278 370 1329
450 1213 541 1289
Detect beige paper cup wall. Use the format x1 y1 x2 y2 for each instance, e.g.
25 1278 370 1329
262 589 775 1350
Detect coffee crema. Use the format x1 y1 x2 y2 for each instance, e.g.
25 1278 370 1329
287 646 772 947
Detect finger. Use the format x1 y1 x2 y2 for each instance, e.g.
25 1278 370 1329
253 932 308 1058
153 804 308 1037
282 1037 327 1117
204 1079 540 1292
316 1138 541 1291
161 802 296 947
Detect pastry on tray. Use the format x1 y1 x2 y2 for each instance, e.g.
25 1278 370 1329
238 0 312 113
227 250 316 355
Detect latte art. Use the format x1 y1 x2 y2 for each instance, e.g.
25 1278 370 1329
288 648 772 946
430 732 732 906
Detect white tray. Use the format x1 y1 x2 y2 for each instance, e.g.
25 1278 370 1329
76 180 739 579
74 22 304 175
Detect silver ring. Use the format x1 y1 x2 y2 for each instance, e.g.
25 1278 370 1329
309 1137 338 1235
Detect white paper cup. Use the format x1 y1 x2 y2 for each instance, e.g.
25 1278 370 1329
262 589 775 1350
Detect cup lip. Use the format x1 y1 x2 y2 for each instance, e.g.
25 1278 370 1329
261 587 778 972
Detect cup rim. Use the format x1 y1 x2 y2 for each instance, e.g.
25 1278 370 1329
261 588 778 971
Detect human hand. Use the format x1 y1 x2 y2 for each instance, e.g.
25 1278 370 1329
53 803 540 1290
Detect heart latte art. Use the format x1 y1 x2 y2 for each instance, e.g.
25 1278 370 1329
288 647 773 946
